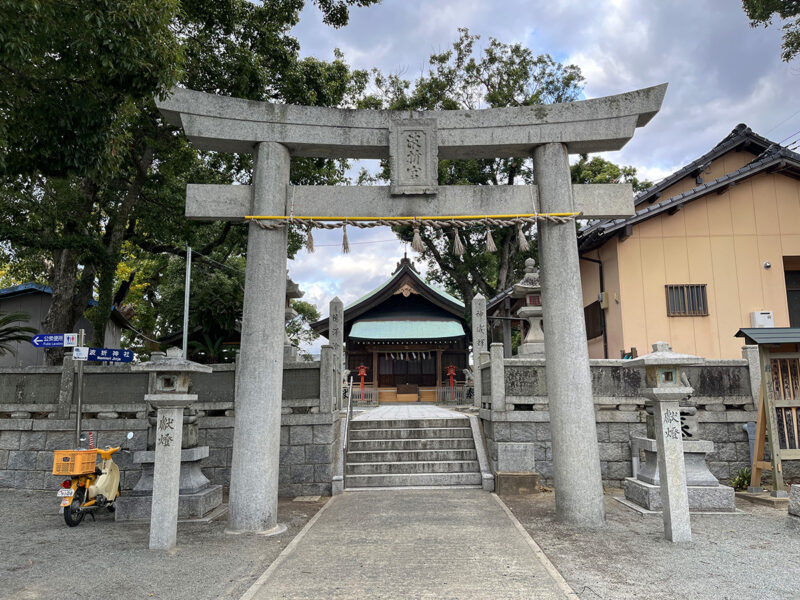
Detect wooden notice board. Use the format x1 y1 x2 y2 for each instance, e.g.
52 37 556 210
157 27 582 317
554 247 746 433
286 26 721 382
751 349 800 491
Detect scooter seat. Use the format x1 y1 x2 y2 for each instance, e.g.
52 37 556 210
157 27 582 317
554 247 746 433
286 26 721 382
97 446 120 460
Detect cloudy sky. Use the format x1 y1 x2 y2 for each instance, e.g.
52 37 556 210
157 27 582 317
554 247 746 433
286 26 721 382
287 0 799 354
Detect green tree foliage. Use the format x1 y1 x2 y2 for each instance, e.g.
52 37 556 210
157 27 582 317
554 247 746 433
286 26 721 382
365 29 584 311
571 155 652 193
286 300 321 352
0 311 38 356
743 0 800 62
0 0 378 359
0 0 182 176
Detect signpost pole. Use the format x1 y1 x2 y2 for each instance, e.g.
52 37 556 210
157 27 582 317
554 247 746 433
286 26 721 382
75 329 85 448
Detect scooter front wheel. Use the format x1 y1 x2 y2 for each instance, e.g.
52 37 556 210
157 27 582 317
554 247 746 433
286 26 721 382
64 488 86 527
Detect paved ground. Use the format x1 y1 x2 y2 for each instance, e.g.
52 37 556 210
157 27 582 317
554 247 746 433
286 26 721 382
352 405 468 420
242 489 572 599
1 490 326 600
503 490 800 600
6 486 800 599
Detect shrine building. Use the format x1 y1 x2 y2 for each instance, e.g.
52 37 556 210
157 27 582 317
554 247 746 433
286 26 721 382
312 257 469 403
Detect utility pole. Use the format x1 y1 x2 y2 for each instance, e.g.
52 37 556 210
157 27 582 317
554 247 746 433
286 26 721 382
182 246 192 359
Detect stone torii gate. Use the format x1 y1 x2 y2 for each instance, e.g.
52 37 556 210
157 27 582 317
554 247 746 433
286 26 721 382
156 84 667 531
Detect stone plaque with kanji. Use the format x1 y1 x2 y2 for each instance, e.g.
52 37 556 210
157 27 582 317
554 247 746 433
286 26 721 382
389 118 438 195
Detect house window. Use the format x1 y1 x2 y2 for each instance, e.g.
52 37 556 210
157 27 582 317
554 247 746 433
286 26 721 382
786 271 800 327
665 284 708 316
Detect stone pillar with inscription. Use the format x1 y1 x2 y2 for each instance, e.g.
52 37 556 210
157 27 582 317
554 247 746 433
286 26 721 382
624 342 703 542
471 294 488 406
329 297 344 410
131 348 212 551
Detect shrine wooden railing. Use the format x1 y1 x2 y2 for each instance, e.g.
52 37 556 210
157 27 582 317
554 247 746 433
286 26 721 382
435 386 472 405
347 387 378 406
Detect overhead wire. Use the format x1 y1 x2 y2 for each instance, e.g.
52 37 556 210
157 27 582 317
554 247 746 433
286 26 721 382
764 108 800 136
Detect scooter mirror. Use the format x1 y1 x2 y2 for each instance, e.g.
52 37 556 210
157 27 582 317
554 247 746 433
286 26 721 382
79 433 88 442
126 431 134 440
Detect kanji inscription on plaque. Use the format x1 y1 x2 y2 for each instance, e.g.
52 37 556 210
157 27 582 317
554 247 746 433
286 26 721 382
389 117 438 195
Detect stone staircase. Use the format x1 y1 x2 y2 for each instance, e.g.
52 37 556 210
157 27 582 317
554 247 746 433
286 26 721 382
345 416 482 488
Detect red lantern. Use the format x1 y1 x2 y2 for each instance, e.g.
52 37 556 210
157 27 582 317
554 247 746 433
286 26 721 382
357 364 368 391
446 364 457 401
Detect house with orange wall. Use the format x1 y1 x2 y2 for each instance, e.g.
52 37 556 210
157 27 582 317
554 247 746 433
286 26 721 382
577 124 800 359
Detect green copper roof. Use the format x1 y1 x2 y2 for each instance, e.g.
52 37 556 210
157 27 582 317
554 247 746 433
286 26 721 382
349 319 466 341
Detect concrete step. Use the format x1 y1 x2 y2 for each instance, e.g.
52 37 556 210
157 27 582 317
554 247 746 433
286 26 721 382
348 437 475 451
349 418 469 430
346 460 480 475
345 472 482 488
346 449 478 463
348 427 473 441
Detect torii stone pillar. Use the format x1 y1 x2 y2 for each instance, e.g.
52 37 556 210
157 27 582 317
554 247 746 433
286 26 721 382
156 83 666 530
228 142 289 534
535 143 605 526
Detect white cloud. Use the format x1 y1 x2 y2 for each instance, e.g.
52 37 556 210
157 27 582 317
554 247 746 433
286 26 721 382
286 0 800 351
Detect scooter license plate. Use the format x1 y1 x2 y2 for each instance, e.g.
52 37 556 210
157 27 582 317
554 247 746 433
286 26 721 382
57 488 74 498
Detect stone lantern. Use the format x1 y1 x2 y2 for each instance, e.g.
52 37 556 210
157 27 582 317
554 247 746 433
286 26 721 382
512 258 544 357
623 341 701 542
284 275 304 362
129 347 214 551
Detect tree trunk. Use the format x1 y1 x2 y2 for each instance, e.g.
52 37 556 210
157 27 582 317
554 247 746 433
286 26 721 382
42 250 96 365
91 146 154 346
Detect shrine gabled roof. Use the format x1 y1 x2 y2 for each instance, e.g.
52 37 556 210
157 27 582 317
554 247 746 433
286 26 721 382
578 125 800 253
311 257 465 338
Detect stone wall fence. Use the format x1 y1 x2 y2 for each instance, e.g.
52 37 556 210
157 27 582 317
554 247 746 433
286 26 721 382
477 343 785 487
0 346 341 497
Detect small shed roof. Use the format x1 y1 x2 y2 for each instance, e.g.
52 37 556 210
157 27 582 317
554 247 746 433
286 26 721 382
349 319 465 342
735 328 800 345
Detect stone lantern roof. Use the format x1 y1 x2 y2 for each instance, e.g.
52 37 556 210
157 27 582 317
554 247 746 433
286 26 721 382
625 341 703 367
132 347 213 374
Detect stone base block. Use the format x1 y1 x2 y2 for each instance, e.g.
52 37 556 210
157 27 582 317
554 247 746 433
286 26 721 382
790 484 800 517
497 442 536 472
624 477 735 512
518 342 545 357
131 446 211 495
115 484 222 522
735 490 789 508
495 472 540 495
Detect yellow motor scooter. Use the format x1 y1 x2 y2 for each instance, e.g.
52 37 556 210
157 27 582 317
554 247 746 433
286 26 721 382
53 432 133 527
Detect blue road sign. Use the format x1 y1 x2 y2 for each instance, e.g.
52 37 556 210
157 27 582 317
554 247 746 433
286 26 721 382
87 348 134 363
31 333 78 348
32 334 65 348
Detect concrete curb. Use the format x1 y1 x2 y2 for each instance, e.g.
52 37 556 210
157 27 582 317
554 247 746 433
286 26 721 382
491 493 579 599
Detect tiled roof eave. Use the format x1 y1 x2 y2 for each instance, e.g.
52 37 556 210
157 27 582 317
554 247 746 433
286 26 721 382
579 152 799 253
579 124 779 241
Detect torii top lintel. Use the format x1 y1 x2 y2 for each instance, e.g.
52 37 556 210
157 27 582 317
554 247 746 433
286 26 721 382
156 84 667 160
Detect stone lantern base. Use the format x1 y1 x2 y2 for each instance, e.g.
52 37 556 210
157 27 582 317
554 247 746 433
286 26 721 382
115 446 223 521
623 436 735 512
